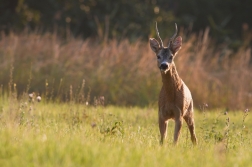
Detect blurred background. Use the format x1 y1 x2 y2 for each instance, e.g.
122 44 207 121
0 0 252 109
1 0 252 42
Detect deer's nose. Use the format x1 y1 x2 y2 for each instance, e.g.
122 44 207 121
160 63 168 70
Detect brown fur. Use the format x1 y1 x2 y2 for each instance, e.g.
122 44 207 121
149 24 197 145
158 63 197 145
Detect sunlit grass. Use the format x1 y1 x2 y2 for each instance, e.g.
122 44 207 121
0 97 251 167
0 31 251 108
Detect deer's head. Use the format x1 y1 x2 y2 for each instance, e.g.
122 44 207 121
149 23 182 74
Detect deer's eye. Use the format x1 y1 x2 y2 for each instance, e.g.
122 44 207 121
157 55 161 59
169 56 173 60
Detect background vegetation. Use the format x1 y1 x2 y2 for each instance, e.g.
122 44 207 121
1 0 252 42
0 29 251 109
0 0 252 109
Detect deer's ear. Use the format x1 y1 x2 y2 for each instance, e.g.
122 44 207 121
171 36 182 55
149 38 160 53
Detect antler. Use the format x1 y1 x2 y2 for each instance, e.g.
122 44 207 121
155 22 164 48
167 23 178 48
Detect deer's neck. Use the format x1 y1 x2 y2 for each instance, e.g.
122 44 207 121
161 64 182 97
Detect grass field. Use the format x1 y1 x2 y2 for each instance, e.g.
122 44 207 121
0 96 251 167
1 22 251 167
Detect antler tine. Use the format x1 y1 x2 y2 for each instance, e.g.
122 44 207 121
155 22 164 48
168 23 178 48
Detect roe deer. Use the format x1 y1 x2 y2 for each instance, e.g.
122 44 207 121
149 23 197 145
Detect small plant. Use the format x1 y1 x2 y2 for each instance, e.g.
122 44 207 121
209 111 223 143
199 103 209 142
239 108 249 145
100 121 124 137
223 112 230 150
99 113 124 139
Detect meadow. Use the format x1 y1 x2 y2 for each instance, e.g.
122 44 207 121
0 94 251 167
0 28 252 166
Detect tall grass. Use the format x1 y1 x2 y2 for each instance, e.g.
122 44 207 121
0 95 251 166
0 29 251 108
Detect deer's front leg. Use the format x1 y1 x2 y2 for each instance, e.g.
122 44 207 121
159 117 168 145
174 118 183 145
173 107 183 145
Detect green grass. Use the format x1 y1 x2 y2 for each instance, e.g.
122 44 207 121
0 97 251 167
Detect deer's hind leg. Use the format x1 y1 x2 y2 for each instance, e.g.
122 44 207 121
183 102 197 145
